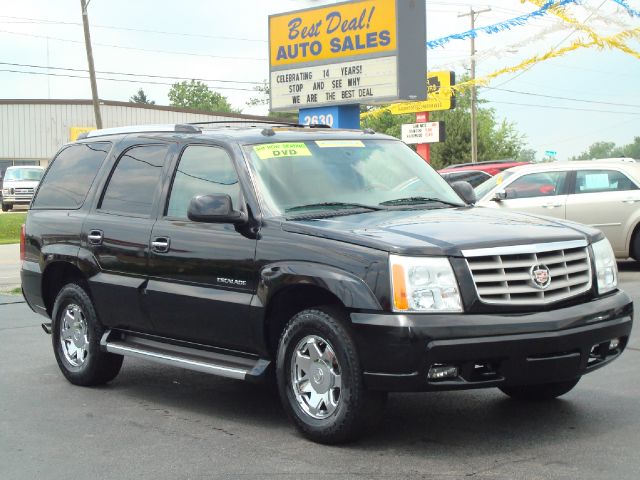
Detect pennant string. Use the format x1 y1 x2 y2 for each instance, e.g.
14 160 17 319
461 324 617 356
611 0 640 17
426 0 579 49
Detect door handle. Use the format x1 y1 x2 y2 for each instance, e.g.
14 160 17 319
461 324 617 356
543 203 561 208
87 229 103 245
622 198 639 204
151 237 171 253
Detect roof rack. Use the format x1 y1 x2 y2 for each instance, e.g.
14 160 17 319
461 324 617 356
188 120 332 129
78 124 201 139
446 159 521 169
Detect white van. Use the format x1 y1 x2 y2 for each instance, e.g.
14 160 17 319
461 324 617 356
1 166 45 211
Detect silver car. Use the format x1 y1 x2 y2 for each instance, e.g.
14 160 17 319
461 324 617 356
475 160 640 260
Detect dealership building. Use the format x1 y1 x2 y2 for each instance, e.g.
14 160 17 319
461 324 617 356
0 99 279 176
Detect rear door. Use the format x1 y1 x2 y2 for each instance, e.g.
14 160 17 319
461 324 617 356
565 168 640 255
144 143 258 350
83 140 172 332
492 170 570 220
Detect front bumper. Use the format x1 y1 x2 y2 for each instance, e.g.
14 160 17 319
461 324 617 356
351 290 633 392
1 194 33 205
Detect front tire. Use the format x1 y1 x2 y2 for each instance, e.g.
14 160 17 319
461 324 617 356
52 283 123 386
1 201 11 212
499 378 580 401
276 306 386 444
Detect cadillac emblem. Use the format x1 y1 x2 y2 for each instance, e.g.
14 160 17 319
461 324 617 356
530 264 551 289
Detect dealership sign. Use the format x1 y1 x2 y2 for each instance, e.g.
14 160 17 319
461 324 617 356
390 71 456 115
269 0 426 112
401 122 445 145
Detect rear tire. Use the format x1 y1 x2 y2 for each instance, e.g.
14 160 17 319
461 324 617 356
1 202 11 212
276 306 386 444
499 378 580 401
631 227 640 261
51 283 123 386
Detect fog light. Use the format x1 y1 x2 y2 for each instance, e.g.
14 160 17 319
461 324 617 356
427 364 459 380
610 338 620 350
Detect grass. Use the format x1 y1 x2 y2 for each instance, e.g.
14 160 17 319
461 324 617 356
9 287 22 295
0 212 27 244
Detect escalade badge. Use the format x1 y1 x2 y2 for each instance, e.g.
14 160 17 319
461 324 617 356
530 264 551 289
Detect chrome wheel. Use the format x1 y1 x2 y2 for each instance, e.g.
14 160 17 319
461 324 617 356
291 335 342 419
59 304 89 367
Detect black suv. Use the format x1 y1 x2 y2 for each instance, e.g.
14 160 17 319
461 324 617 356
21 123 633 444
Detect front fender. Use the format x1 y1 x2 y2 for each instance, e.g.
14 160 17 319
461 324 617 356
257 261 382 311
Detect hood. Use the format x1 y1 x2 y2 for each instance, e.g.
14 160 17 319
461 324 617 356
282 206 602 256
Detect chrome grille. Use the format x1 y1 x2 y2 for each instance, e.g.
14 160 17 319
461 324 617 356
463 241 592 306
15 188 34 194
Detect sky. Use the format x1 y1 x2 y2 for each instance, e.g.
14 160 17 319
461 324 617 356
0 0 638 160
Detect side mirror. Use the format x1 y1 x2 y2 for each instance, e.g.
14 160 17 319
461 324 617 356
187 194 247 224
451 181 477 205
492 189 507 202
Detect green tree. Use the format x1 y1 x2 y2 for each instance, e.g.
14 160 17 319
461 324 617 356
130 88 155 105
246 79 297 121
517 148 537 162
570 141 616 160
361 81 526 169
168 80 240 114
612 137 640 159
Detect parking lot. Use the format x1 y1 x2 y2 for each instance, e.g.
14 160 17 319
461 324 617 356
0 254 637 479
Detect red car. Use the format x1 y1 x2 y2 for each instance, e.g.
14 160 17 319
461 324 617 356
439 161 530 188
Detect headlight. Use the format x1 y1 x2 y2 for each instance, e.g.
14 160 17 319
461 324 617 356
592 238 617 294
390 255 463 312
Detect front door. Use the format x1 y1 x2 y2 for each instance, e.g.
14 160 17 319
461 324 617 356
493 170 570 220
144 144 258 350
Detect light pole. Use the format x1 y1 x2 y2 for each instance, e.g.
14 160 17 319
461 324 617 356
80 0 102 129
458 6 491 163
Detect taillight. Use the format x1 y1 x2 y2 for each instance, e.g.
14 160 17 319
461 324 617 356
20 224 26 261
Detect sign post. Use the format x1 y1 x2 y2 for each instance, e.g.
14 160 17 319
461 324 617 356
416 112 430 163
269 0 427 128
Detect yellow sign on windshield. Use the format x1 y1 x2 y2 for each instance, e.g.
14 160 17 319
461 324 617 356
253 143 312 159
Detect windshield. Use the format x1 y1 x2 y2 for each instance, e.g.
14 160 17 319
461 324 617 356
4 168 44 182
474 170 515 200
243 139 464 215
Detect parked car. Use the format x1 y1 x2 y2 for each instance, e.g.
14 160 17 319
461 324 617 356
1 165 45 211
21 124 632 444
475 161 640 260
439 160 529 188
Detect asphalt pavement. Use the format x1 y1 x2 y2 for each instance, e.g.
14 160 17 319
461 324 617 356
0 262 638 480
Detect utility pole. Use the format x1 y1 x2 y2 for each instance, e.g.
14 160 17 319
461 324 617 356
458 6 490 163
80 0 102 128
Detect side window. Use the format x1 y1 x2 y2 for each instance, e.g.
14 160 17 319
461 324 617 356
505 171 567 199
100 145 169 216
166 145 240 219
32 142 111 209
574 170 638 194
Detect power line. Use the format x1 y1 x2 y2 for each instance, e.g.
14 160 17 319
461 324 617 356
0 15 266 42
0 68 257 91
486 87 640 108
0 29 267 61
0 61 264 85
487 100 640 115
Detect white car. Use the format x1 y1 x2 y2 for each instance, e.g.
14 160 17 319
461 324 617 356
1 166 45 211
475 161 640 260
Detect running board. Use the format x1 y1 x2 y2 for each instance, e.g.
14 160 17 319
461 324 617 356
100 330 270 381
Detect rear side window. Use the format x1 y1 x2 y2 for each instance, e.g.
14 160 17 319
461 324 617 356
100 145 169 217
32 142 111 209
574 170 638 194
166 145 240 219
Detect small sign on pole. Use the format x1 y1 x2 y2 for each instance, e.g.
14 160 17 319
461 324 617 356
390 71 456 115
401 121 445 145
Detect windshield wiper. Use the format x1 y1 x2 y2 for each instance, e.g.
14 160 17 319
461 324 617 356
379 196 464 208
285 202 385 213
